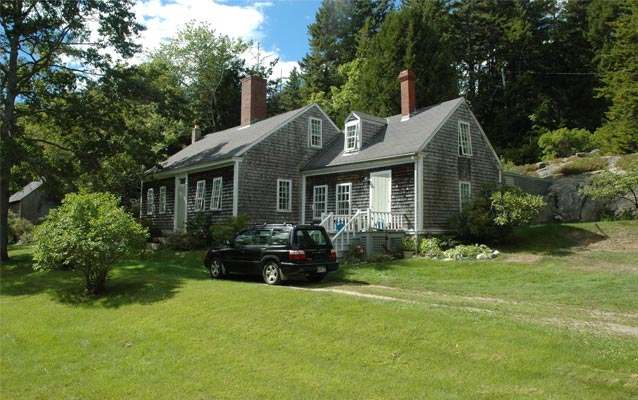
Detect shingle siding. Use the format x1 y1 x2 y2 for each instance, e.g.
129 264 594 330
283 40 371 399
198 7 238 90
186 166 235 222
143 177 175 232
305 163 415 230
423 102 500 231
238 106 340 223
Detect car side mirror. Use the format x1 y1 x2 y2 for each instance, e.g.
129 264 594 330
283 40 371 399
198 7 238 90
224 240 232 247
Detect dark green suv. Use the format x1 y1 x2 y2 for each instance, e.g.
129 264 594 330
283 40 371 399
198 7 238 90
204 224 339 285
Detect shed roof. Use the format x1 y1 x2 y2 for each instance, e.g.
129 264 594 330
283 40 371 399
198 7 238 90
305 97 465 170
9 180 43 203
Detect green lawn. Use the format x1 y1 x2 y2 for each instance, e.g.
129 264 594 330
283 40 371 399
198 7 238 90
2 221 637 399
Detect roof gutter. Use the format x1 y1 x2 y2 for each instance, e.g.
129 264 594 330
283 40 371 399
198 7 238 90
144 158 240 181
302 154 415 177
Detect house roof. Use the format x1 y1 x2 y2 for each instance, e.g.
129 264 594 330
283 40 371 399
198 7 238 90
304 97 465 170
150 104 315 174
347 111 387 125
9 180 43 203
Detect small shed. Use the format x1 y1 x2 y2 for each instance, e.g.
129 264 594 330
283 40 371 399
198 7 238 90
9 181 57 222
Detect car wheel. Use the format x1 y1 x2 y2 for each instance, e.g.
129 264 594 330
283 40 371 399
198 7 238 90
262 261 282 285
209 257 225 279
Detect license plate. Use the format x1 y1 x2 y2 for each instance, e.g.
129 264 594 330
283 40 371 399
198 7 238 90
317 266 327 273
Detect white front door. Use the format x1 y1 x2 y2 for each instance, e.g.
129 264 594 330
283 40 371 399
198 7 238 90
175 176 188 231
370 170 391 213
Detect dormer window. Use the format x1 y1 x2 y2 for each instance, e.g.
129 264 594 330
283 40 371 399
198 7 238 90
344 121 361 153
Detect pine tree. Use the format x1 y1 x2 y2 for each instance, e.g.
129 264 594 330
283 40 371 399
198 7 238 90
300 0 392 102
592 1 638 153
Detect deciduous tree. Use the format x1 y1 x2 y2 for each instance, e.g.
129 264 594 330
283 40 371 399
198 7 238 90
1 0 142 260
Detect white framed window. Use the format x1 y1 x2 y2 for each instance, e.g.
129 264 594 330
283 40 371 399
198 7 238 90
195 180 206 211
210 177 223 211
147 188 155 215
313 185 328 220
458 121 472 156
277 179 292 212
308 117 322 148
459 181 472 210
336 183 351 215
344 122 360 152
159 186 167 214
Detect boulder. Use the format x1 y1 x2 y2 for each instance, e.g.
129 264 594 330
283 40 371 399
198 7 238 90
543 175 608 222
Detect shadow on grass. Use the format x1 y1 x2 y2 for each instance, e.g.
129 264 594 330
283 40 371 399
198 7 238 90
502 223 607 256
2 247 209 308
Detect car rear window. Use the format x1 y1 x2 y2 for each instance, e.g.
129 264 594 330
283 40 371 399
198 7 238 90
294 228 331 249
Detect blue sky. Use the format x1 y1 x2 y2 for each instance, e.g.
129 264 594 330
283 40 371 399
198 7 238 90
132 0 323 78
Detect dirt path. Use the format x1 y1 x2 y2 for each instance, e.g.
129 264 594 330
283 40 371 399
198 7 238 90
288 283 638 337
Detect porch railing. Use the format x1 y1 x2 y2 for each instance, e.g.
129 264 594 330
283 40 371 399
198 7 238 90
320 209 405 253
320 209 404 233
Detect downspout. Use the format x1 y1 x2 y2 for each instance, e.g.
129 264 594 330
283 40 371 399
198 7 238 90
414 152 424 234
301 174 306 224
232 159 241 217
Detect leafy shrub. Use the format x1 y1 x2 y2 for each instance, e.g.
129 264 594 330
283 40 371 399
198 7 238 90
400 236 416 251
538 128 593 160
140 218 163 239
419 237 443 258
8 210 35 244
442 244 492 260
164 231 196 251
342 241 366 265
580 157 638 218
556 157 607 175
33 192 148 295
451 185 545 244
210 214 251 246
164 212 212 251
186 211 213 248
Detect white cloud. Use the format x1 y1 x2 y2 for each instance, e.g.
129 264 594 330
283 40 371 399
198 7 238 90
130 0 297 78
134 0 264 52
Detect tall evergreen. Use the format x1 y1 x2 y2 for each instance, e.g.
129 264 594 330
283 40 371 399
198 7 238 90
534 0 608 132
592 1 638 153
448 0 557 162
300 0 392 100
356 0 458 117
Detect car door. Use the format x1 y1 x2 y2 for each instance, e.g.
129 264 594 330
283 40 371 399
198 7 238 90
241 228 272 274
223 229 255 273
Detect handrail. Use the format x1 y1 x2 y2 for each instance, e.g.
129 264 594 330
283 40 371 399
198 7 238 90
323 209 406 253
331 210 364 253
319 212 333 227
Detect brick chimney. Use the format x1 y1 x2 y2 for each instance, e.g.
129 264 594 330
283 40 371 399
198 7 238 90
399 70 416 120
192 125 201 144
241 76 267 127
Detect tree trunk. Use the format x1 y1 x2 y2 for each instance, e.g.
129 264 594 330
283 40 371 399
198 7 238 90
1 4 22 261
0 155 10 261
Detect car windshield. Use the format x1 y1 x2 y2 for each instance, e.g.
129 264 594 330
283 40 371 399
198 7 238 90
294 228 331 249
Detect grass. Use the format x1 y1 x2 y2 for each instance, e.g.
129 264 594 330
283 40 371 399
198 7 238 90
555 156 608 175
2 221 638 399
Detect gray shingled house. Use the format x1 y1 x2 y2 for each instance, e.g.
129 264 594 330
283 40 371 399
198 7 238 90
142 71 502 253
142 76 341 233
